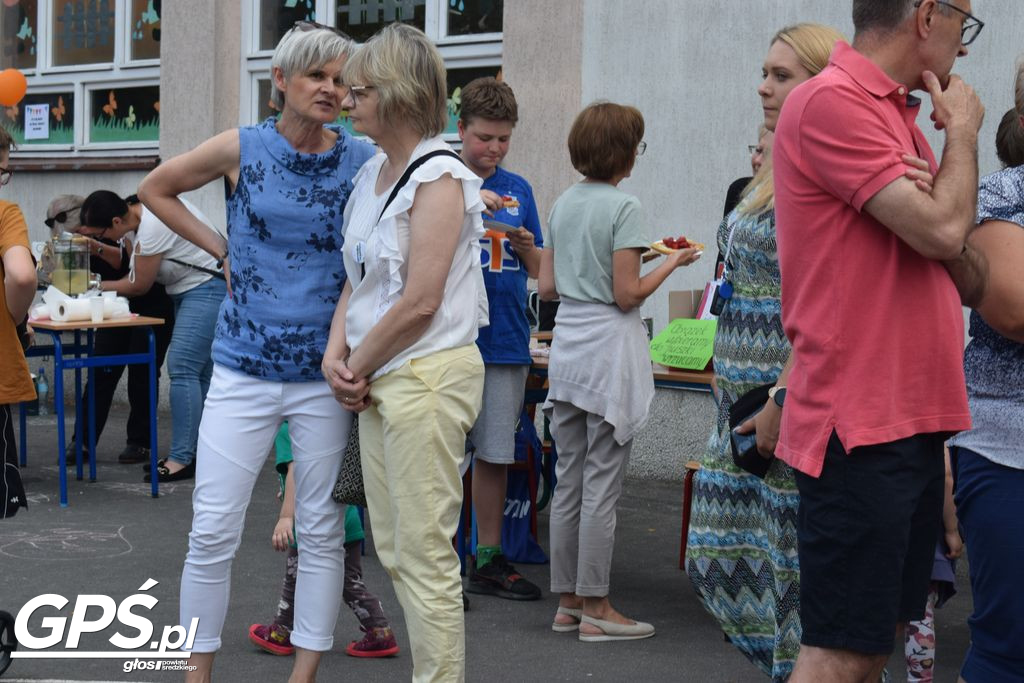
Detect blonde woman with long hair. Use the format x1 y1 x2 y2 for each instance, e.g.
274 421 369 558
685 23 935 680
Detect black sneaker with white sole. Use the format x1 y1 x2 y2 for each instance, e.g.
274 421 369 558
466 554 542 601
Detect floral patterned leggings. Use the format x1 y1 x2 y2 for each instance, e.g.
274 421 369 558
904 585 940 682
273 540 389 633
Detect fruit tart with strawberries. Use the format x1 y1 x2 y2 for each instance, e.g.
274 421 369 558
650 235 705 255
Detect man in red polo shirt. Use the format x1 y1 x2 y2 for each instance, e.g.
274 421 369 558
772 1 986 680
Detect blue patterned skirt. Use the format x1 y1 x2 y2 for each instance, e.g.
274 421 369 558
685 205 801 681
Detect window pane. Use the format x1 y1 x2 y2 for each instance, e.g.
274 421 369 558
0 0 38 70
129 0 160 60
447 0 502 36
444 65 501 135
257 79 275 121
90 85 159 143
259 0 314 52
52 0 116 66
335 0 425 43
0 89 74 145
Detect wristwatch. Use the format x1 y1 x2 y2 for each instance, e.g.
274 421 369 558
768 386 787 407
215 250 229 270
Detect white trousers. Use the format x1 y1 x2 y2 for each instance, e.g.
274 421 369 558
180 364 350 652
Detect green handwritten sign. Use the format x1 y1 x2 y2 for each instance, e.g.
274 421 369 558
649 318 717 370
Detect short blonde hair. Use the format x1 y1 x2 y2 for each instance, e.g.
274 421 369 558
567 102 644 181
343 23 447 138
741 23 846 216
270 25 355 111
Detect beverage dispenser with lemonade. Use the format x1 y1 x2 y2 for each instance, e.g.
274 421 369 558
51 234 91 295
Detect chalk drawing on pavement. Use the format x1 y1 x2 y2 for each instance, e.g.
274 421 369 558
0 524 132 560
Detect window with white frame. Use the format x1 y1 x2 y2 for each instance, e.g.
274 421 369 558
243 0 503 139
0 0 161 157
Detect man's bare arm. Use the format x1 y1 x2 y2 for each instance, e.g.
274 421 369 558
942 242 988 308
862 72 984 260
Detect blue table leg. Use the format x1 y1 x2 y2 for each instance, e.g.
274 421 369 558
147 327 158 498
86 328 96 482
73 329 84 480
469 458 478 565
18 402 26 467
36 323 161 506
52 332 68 508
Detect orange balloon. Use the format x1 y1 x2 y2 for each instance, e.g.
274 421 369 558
0 68 28 107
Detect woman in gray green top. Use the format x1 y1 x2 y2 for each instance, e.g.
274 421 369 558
538 102 700 642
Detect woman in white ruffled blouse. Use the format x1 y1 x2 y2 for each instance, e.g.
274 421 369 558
322 22 486 683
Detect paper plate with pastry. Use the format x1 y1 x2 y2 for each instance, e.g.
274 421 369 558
651 235 705 254
481 219 509 235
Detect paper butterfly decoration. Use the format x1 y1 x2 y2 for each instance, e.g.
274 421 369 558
448 86 461 117
51 95 66 122
102 91 117 117
140 0 158 24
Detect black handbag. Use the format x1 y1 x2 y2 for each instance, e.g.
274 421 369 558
331 415 365 507
727 383 775 478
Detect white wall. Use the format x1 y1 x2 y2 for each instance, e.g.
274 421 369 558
158 0 242 230
507 0 1024 334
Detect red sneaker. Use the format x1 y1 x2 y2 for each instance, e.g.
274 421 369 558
248 622 295 656
344 626 399 658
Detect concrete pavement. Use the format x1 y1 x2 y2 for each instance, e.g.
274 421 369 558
2 409 973 682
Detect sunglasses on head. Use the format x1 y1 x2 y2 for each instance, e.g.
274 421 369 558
45 206 82 229
292 20 351 41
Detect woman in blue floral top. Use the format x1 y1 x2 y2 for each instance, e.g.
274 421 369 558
138 24 373 681
946 62 1024 683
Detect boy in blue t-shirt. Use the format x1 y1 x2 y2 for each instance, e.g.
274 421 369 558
459 77 544 601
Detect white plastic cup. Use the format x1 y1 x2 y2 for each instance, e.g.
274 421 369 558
90 297 105 323
101 290 116 299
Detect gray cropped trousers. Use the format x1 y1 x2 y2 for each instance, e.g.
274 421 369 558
547 400 633 597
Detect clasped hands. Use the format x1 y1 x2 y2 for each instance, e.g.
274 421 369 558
322 359 371 412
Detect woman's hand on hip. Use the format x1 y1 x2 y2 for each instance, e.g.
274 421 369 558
222 255 233 299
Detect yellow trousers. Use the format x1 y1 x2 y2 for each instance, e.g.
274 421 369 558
359 345 483 683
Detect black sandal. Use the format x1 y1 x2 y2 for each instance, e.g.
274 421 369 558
143 460 195 483
141 458 168 472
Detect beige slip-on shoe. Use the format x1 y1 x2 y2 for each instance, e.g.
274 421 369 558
578 614 656 642
551 606 583 633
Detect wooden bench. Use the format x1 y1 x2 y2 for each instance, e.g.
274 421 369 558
679 460 702 570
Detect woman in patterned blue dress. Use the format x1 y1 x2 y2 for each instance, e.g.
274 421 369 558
946 63 1024 683
684 24 844 681
138 24 374 681
684 24 939 680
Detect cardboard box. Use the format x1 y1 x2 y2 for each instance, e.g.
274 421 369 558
668 289 707 320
